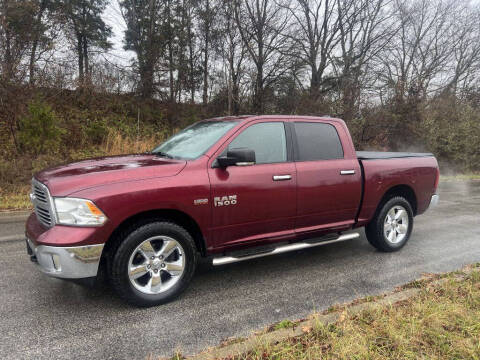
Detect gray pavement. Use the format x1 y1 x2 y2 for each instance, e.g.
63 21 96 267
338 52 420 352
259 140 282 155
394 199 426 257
0 211 29 241
0 181 479 359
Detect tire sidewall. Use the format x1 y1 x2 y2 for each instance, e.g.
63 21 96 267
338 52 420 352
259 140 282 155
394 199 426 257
112 221 197 306
377 197 414 250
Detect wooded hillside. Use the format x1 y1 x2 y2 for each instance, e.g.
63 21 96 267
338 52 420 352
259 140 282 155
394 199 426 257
1 0 479 189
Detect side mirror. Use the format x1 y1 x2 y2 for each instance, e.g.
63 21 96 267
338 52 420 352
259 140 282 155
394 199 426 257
217 148 256 168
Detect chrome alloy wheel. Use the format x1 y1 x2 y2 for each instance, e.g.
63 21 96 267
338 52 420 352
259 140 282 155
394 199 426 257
383 205 409 244
128 236 185 295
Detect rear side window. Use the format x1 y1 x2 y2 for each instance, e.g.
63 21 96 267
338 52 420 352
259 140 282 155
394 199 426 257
228 122 287 164
294 122 344 161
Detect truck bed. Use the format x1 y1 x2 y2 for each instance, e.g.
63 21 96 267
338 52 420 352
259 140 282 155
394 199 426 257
357 151 434 160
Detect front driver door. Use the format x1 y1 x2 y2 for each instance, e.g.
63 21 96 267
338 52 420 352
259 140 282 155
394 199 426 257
208 121 297 249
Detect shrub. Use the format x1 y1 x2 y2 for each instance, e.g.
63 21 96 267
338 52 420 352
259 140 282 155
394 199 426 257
421 96 480 172
17 100 65 155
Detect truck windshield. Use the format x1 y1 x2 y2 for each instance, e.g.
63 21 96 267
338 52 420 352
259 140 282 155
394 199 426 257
152 120 239 160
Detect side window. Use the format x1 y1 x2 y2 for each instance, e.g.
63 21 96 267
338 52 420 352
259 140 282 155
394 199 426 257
294 122 344 161
228 122 287 164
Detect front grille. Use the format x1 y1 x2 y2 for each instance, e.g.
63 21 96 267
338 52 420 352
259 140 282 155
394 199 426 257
31 179 55 228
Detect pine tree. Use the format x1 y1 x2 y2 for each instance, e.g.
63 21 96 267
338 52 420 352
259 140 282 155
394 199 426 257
61 0 112 85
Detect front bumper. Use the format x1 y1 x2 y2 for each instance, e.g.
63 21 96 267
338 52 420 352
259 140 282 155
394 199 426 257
26 237 104 279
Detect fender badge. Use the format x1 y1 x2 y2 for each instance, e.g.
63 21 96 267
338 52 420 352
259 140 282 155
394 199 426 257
194 199 208 205
214 195 237 207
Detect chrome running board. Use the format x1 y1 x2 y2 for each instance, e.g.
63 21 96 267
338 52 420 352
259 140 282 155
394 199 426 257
212 232 360 266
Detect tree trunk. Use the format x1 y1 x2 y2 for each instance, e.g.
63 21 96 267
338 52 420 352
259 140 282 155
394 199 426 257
140 62 154 98
202 0 210 105
4 31 12 82
168 41 175 103
77 35 84 83
29 39 38 85
83 36 89 83
202 48 208 104
232 75 240 115
189 46 195 103
310 67 320 98
254 65 263 113
29 0 48 85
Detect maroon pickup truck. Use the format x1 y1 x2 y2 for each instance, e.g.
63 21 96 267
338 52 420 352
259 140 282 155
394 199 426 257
26 115 439 306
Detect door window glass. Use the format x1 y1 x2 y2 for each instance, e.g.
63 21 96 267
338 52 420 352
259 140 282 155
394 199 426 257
228 122 287 164
294 122 344 161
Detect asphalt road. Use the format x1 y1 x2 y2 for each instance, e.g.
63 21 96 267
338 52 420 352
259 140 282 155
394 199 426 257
1 181 479 359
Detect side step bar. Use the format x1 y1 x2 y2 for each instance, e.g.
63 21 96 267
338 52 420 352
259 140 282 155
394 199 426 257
212 232 360 266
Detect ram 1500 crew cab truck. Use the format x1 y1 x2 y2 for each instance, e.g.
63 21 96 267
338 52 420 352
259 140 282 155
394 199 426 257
26 115 440 306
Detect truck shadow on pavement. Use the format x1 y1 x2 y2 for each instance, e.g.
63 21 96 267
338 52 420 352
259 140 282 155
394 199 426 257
49 231 377 310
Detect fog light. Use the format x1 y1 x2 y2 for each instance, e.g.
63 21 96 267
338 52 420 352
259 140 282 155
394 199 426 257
52 254 61 271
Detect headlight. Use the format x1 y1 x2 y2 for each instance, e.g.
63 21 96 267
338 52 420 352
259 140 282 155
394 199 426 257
54 198 107 226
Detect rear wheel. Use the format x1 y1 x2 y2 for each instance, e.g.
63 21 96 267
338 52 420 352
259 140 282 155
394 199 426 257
365 196 413 252
109 221 198 307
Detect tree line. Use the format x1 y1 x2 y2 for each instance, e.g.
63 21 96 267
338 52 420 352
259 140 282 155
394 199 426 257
1 0 480 165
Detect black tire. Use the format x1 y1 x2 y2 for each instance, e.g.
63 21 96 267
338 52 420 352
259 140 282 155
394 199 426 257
109 220 198 307
365 196 414 252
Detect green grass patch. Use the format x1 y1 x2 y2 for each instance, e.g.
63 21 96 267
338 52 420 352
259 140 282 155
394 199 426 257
440 173 480 181
272 320 295 331
226 267 480 359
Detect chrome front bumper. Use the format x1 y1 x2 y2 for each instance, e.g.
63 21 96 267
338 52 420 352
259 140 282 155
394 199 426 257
428 194 439 209
26 238 104 279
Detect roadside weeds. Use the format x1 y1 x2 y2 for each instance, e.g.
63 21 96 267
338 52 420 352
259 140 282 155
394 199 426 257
156 264 480 360
0 184 31 212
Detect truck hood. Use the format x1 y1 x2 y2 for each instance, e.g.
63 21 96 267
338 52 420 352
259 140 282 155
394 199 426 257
35 154 187 196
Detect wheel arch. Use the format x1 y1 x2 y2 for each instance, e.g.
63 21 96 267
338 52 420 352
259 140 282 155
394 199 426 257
103 209 207 261
377 184 418 216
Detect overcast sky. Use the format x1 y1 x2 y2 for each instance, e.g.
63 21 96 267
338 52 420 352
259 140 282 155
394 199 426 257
103 1 135 65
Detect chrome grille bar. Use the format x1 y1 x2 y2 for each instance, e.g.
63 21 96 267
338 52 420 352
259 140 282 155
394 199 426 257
31 178 56 228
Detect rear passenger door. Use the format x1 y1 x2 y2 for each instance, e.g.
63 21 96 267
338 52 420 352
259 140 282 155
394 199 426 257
292 121 362 234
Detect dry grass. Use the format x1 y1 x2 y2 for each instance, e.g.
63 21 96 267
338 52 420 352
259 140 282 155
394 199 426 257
0 184 31 211
103 129 162 156
0 131 165 211
230 266 480 360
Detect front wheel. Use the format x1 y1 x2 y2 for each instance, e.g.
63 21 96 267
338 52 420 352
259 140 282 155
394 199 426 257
109 221 198 307
365 196 414 252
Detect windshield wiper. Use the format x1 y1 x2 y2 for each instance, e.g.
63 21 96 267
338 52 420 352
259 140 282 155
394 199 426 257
152 151 174 159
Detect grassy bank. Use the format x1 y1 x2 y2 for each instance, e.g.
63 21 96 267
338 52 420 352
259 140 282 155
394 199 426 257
0 185 31 211
0 88 206 201
201 265 480 360
0 133 162 211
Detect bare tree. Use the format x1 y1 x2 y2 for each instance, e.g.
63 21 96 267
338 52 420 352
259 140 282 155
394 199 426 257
234 0 291 113
179 0 197 103
334 0 394 121
218 0 247 114
197 0 218 105
378 0 454 103
444 2 480 96
286 0 340 97
29 0 50 84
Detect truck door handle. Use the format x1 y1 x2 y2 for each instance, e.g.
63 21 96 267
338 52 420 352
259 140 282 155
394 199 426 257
273 175 292 181
340 170 355 175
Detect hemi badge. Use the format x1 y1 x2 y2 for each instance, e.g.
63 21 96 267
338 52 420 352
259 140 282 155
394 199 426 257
194 198 208 205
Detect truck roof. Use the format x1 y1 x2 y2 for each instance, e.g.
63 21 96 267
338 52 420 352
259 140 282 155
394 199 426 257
203 115 344 124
